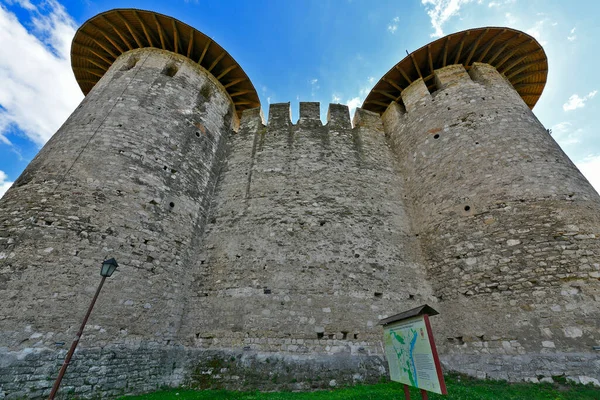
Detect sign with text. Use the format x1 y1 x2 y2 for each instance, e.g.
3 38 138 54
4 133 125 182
381 306 447 395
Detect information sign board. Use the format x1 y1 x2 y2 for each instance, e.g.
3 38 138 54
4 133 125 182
381 306 447 396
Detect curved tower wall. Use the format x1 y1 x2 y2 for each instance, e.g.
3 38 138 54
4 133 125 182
178 102 433 388
0 48 236 397
382 62 600 379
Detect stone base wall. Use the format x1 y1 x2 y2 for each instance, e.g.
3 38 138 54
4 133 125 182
0 343 183 399
0 342 385 399
442 353 600 386
3 341 599 398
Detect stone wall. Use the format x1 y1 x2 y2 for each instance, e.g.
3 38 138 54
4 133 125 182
382 62 600 382
1 56 599 398
176 102 433 389
0 47 236 398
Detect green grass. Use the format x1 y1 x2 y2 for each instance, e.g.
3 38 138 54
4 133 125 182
118 375 600 399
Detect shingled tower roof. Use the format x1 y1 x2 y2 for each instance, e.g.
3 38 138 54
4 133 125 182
71 8 260 118
363 27 548 114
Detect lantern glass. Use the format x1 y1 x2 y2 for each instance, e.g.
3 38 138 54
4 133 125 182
100 258 119 277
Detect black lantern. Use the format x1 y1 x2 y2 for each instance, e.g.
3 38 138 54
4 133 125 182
100 258 119 277
49 256 121 399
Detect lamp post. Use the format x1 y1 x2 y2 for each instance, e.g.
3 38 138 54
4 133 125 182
48 258 119 400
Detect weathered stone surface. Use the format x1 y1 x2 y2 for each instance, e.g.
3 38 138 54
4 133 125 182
177 98 432 380
0 47 599 399
0 48 236 398
382 62 600 382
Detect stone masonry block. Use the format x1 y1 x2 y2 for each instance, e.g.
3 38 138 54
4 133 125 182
268 102 292 127
239 107 265 134
299 102 321 122
434 64 471 90
400 79 431 113
326 103 351 129
469 62 512 88
352 108 383 130
381 102 405 133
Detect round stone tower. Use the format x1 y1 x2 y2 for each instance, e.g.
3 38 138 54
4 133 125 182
364 28 600 381
0 9 259 398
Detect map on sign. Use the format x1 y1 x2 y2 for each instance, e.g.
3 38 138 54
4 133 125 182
383 315 444 394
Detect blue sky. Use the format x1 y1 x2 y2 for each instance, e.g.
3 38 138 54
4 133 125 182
0 0 599 197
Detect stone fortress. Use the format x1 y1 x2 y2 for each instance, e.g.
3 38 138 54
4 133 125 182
0 7 599 399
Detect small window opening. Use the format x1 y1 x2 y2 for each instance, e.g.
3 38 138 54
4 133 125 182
353 333 359 340
433 134 440 139
374 292 383 298
464 205 471 212
163 64 178 77
121 57 138 71
317 332 324 339
341 331 348 340
169 202 175 208
263 288 271 294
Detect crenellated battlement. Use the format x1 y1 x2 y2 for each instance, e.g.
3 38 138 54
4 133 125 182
298 102 322 127
384 62 525 118
239 102 378 131
232 62 523 131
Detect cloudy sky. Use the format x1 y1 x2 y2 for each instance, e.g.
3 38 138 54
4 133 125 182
0 0 598 197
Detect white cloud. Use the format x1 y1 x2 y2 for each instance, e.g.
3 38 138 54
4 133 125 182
421 0 474 38
387 16 399 34
550 122 581 146
563 90 597 111
5 0 36 11
577 154 600 194
346 97 361 117
0 1 83 146
567 27 576 41
0 170 13 199
309 78 320 97
488 0 515 8
505 12 516 25
332 94 341 103
338 76 378 118
526 19 548 46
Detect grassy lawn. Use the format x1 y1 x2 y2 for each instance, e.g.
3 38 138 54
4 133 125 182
119 375 600 399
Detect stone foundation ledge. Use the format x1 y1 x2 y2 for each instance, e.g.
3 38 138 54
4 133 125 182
181 349 387 391
442 352 600 387
0 344 387 399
